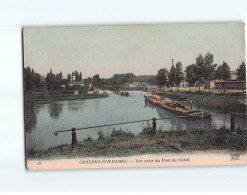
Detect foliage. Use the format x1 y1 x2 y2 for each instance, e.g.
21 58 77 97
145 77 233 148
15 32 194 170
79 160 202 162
92 74 101 86
67 74 71 81
155 68 168 91
140 122 153 135
45 69 63 91
134 75 156 85
71 70 82 82
215 62 231 81
110 128 134 138
174 61 184 90
112 73 136 85
215 62 231 93
168 64 176 91
27 126 247 159
194 52 217 91
185 64 198 88
237 62 246 81
24 67 44 92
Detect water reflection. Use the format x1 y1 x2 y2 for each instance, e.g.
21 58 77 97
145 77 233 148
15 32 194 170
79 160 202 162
25 91 247 150
24 102 42 133
48 103 63 119
146 101 214 131
68 100 85 112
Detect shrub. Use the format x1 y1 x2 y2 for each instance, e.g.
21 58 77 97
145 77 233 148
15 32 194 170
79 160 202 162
110 128 134 138
140 123 153 135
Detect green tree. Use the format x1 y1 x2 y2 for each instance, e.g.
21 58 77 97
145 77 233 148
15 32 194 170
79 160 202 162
185 64 198 91
147 76 156 86
67 74 71 82
168 64 176 92
79 72 82 81
92 74 101 86
112 73 136 86
45 69 55 90
71 72 74 81
156 68 168 91
195 53 204 92
237 62 246 81
45 69 63 91
174 61 184 91
236 62 246 92
24 67 43 92
195 52 217 92
203 52 217 92
74 70 80 82
215 62 231 93
84 77 92 89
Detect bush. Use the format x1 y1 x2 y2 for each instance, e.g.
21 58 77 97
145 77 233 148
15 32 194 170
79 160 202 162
140 123 153 135
110 128 134 138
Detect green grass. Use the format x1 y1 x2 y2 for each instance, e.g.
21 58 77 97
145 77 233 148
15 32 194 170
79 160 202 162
162 91 246 113
26 125 247 160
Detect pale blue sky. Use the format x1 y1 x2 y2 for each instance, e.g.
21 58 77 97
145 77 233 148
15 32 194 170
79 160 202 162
23 23 245 78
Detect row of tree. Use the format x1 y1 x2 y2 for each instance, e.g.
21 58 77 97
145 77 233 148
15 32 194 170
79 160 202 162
24 68 85 92
24 67 44 91
156 60 184 92
24 52 246 92
24 67 112 92
155 52 246 92
67 71 82 82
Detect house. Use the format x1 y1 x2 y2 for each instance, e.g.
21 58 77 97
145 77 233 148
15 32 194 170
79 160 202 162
68 81 84 87
87 90 95 95
74 90 79 95
88 84 94 90
230 71 238 80
179 80 189 88
215 80 246 89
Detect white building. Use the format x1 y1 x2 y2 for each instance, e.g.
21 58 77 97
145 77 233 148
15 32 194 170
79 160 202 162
230 71 238 80
68 81 84 87
179 80 189 88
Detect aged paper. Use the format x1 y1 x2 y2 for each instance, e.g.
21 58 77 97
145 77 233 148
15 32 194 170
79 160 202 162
23 23 247 170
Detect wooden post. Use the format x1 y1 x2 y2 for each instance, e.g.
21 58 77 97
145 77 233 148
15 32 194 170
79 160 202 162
152 117 157 135
71 128 77 149
190 100 193 109
231 112 235 132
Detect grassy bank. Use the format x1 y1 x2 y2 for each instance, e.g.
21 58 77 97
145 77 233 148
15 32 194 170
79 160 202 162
25 92 109 104
160 91 246 113
27 125 247 160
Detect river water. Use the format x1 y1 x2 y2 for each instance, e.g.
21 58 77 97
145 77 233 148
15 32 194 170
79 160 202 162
25 91 247 150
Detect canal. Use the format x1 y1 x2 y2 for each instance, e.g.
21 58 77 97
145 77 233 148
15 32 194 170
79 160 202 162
25 91 247 150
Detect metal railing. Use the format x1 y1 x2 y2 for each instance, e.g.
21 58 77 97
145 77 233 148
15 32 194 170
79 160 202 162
53 112 246 149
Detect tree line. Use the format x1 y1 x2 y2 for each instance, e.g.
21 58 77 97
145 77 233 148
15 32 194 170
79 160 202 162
24 68 86 92
155 52 246 92
24 52 246 93
24 67 137 92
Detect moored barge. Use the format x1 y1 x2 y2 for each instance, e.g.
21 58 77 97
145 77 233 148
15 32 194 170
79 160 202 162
114 90 129 96
145 96 211 120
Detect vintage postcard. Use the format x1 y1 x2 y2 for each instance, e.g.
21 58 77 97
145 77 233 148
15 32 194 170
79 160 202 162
23 23 247 170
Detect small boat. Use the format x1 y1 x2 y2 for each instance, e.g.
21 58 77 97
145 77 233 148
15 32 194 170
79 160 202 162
114 90 129 96
144 96 211 120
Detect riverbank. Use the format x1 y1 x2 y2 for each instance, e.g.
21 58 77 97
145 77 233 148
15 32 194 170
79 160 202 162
159 91 246 113
119 86 145 91
24 92 109 104
100 86 145 91
27 125 247 160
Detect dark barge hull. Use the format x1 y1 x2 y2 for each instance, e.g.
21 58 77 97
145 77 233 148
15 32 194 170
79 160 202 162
145 96 211 120
114 91 129 96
